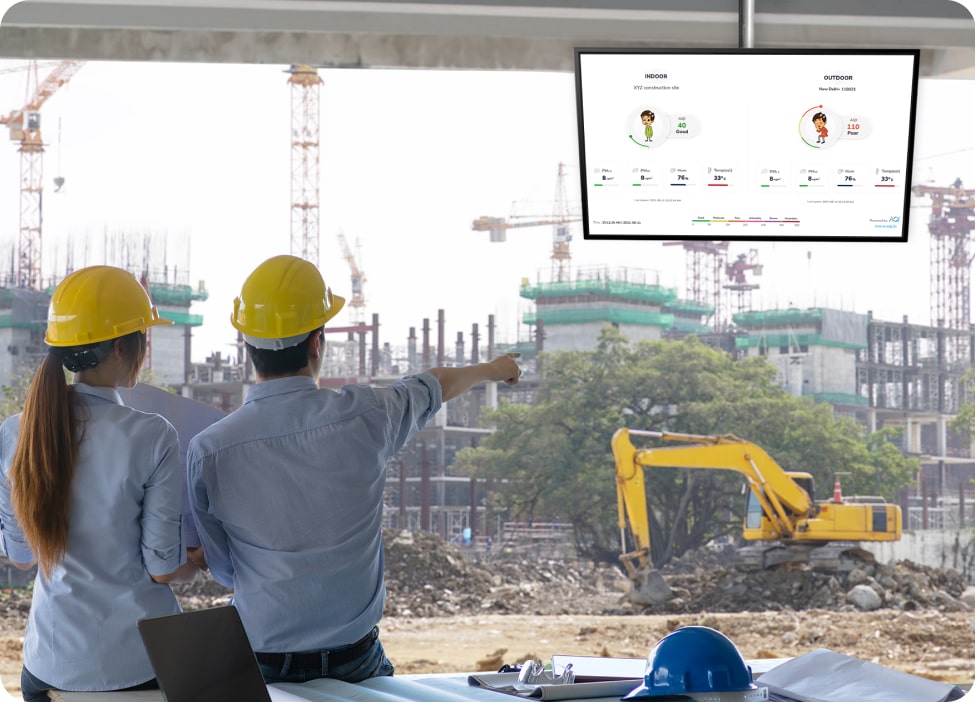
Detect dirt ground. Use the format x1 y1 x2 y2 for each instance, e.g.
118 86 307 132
0 529 973 697
380 610 976 683
0 608 972 696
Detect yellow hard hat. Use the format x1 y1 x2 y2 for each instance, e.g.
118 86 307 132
46 265 173 347
231 255 345 349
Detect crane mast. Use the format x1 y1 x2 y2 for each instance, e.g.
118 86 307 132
911 180 974 338
288 64 322 267
663 240 729 332
0 60 84 289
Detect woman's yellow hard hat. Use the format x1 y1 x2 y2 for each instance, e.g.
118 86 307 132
46 265 173 347
231 255 345 349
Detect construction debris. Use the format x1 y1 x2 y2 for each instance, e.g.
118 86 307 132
163 530 973 617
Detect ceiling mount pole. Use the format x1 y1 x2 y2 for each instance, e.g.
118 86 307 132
739 0 755 49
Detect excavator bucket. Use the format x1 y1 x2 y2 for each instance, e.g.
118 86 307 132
629 568 672 606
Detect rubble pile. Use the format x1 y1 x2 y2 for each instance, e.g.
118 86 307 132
382 530 620 617
656 559 971 614
163 530 973 618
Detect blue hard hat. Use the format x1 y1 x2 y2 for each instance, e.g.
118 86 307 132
623 626 767 701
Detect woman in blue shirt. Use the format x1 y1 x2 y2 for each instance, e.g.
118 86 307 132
0 265 202 701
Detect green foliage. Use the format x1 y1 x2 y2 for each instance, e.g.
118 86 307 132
0 363 36 422
950 367 974 449
458 327 919 567
0 361 176 424
137 367 179 393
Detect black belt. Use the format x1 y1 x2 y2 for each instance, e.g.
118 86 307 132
255 628 377 671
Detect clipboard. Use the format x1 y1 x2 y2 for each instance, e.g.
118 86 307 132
468 656 645 700
467 671 642 701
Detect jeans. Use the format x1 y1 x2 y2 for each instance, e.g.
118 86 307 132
21 667 158 702
257 631 395 685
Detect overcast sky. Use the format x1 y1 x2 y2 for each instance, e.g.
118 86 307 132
0 9 973 364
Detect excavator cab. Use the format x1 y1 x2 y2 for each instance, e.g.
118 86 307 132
744 471 815 535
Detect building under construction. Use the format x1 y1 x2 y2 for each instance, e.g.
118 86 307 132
0 270 208 389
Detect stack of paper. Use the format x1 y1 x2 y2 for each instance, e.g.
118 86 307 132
756 649 968 702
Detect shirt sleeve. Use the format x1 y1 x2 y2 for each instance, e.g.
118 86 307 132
379 372 443 454
186 440 235 588
0 417 34 565
140 418 186 576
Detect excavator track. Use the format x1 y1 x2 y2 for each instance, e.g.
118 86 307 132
734 542 877 572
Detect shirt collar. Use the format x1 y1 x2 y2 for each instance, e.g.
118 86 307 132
72 382 125 406
244 375 318 404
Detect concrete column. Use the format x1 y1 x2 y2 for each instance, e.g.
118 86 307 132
408 327 417 373
486 380 498 410
398 459 406 530
936 416 948 457
371 313 380 377
487 314 495 359
486 314 497 410
420 445 431 532
437 309 445 367
905 415 923 454
469 476 478 540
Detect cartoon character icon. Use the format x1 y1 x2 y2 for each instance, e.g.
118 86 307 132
812 112 828 144
641 110 655 142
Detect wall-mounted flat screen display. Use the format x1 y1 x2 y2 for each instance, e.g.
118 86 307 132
574 48 920 242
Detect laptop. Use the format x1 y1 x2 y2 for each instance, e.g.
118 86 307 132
138 606 271 702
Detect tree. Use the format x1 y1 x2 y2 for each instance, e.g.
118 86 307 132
0 360 176 424
950 367 974 450
454 328 918 567
0 362 36 422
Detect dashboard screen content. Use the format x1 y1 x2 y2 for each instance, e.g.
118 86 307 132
574 49 920 242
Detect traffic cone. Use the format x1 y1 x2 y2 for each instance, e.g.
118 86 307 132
832 475 843 503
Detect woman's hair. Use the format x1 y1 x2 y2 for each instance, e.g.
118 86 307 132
9 331 146 577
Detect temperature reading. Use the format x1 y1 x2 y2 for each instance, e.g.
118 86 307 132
713 175 725 181
881 176 893 182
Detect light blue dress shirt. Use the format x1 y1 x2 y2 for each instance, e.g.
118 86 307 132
187 373 442 653
0 383 185 691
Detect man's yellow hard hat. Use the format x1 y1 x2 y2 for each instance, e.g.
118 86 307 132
231 255 345 349
46 265 173 347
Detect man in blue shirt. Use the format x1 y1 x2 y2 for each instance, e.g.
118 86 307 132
187 255 521 685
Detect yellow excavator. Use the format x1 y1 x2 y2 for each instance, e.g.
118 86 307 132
612 428 903 606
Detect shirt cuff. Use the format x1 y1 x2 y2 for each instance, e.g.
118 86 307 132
141 518 185 575
1 533 34 565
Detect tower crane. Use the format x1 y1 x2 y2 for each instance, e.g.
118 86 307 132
471 162 581 282
0 60 84 289
911 179 974 333
287 64 322 267
335 230 366 324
